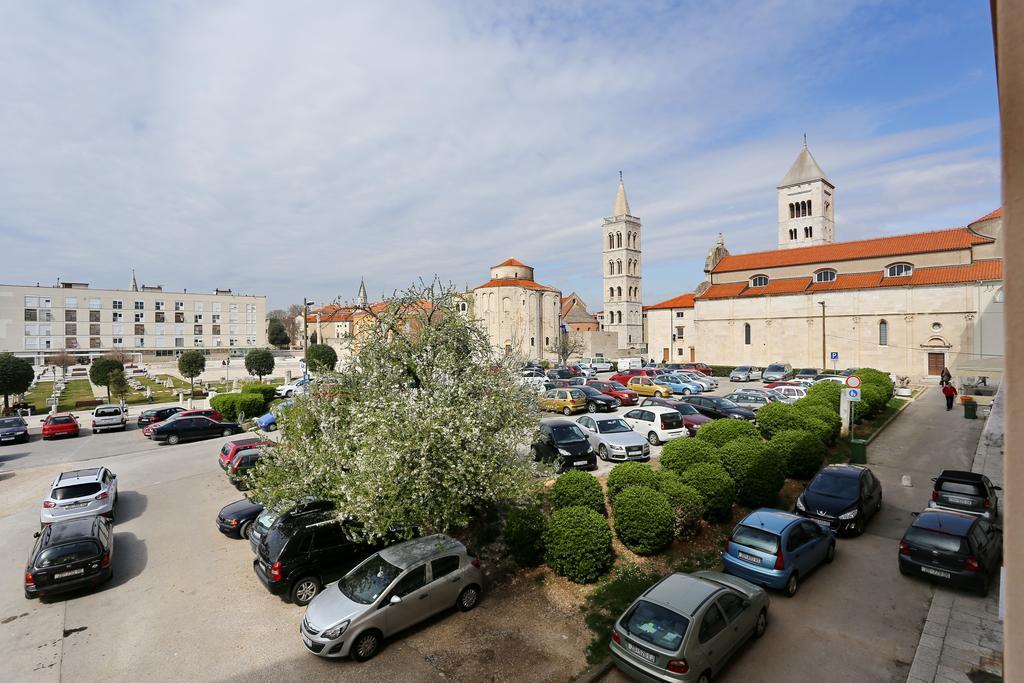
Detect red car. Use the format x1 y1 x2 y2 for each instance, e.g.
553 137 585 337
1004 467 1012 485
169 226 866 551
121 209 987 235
218 437 274 469
609 368 662 385
143 408 224 437
41 413 80 440
680 362 714 376
763 381 804 389
638 397 713 436
586 379 639 407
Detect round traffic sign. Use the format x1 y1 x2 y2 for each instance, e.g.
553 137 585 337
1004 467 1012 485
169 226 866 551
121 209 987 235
846 375 861 388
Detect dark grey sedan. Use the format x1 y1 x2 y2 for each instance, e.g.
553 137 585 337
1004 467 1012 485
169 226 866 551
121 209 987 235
0 416 30 445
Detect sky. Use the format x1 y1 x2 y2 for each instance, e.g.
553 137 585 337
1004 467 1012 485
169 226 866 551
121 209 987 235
0 1 1000 312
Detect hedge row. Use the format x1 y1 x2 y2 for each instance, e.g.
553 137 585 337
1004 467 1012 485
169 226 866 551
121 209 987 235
210 392 266 422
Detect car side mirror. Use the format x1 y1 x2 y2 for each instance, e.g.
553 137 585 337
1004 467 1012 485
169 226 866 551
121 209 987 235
742 599 752 609
992 486 1002 491
389 595 402 605
33 531 41 539
930 477 937 482
911 511 920 517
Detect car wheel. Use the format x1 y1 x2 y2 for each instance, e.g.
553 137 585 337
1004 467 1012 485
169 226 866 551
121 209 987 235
238 520 253 540
682 389 691 395
598 445 608 461
697 672 711 683
647 432 660 446
167 434 180 445
613 398 621 407
854 515 866 536
825 542 835 563
876 496 882 513
457 584 481 611
222 428 233 437
562 407 572 416
290 576 321 606
351 629 382 662
784 572 799 597
285 390 293 398
587 402 597 413
531 446 541 462
656 391 666 398
753 608 768 639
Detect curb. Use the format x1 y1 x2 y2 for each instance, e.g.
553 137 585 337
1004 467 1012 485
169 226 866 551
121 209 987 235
572 657 613 683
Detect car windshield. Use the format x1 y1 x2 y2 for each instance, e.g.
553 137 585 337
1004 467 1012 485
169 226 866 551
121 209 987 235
597 419 632 434
799 369 818 375
609 382 627 390
904 527 967 554
0 418 25 428
95 407 121 417
660 412 683 429
37 540 101 568
622 600 689 651
938 481 983 496
713 398 738 409
50 416 75 425
52 483 102 500
766 365 786 372
568 389 585 400
551 424 587 444
579 386 602 397
674 403 698 415
734 366 751 372
256 509 278 529
733 524 780 554
808 473 859 498
338 554 403 604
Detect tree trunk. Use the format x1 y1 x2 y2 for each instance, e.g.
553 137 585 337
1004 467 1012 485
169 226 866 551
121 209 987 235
3 393 9 415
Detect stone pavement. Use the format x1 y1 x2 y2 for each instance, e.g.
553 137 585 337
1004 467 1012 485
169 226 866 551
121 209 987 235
907 387 1005 683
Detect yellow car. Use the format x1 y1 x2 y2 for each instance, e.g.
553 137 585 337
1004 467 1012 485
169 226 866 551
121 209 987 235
538 388 588 415
626 376 672 398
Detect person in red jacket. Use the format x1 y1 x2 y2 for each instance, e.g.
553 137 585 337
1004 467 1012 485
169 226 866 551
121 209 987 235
942 382 958 411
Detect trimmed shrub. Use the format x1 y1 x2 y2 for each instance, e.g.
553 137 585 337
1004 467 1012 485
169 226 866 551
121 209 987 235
656 471 704 538
803 381 842 411
695 418 760 447
543 506 614 583
737 450 787 507
755 402 812 440
306 344 338 372
211 393 266 422
551 470 606 514
770 429 826 479
606 462 658 503
858 384 887 418
708 365 736 377
680 463 736 521
613 486 674 555
717 437 769 485
504 506 546 566
797 404 840 444
660 438 719 477
242 383 278 404
857 368 894 402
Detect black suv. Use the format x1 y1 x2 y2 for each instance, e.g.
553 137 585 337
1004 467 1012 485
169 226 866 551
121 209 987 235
679 395 756 421
531 418 596 471
137 406 185 427
795 464 883 535
928 470 1000 521
151 416 243 445
25 515 113 599
899 509 1002 596
253 512 383 605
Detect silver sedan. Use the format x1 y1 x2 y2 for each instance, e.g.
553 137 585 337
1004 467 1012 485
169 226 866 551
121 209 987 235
575 414 650 462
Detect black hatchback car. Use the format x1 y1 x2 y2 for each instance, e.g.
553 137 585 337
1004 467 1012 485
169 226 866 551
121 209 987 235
679 395 756 421
217 498 265 539
531 418 597 471
25 515 113 599
899 509 1002 596
577 386 618 413
795 464 883 535
151 416 243 445
928 470 1001 522
253 512 384 605
137 406 186 427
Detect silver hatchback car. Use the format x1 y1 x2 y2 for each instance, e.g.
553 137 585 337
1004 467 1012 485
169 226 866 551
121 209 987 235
300 534 483 661
576 414 651 462
40 467 118 525
610 570 768 683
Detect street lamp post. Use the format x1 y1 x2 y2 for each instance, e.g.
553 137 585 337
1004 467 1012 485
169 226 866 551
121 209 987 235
303 298 314 365
818 300 826 370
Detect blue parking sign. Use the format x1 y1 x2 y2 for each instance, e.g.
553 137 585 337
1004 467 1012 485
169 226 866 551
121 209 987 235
830 351 839 361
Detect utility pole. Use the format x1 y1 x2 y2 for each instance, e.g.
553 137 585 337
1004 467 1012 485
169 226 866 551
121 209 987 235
303 298 314 364
818 300 826 370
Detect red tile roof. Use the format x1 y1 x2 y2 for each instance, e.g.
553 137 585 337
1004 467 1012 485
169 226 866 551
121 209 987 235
698 260 1002 300
646 293 696 310
971 208 1001 224
474 278 559 292
494 258 529 268
712 227 993 273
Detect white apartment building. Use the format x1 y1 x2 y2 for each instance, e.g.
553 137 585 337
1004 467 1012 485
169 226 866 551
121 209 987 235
0 278 267 365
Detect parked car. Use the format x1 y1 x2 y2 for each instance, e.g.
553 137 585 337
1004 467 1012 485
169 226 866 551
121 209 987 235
0 415 31 444
576 385 618 413
254 513 386 606
92 404 127 433
580 357 614 372
899 509 1002 596
729 366 763 382
546 368 572 380
219 437 274 469
576 414 650 462
40 467 118 525
679 395 757 421
611 368 664 383
41 413 81 440
624 376 673 398
654 374 703 396
638 398 712 436
680 362 714 376
24 515 114 600
276 378 311 397
225 447 265 489
564 365 585 378
216 498 265 539
724 392 772 412
150 416 243 445
814 375 848 385
615 357 644 371
566 376 587 387
537 388 588 415
586 379 639 407
572 365 597 379
521 368 546 379
722 509 836 597
609 570 768 683
735 387 785 401
256 401 294 431
141 408 224 436
795 368 820 380
248 497 337 553
927 470 1001 521
300 534 483 661
676 370 717 390
531 418 597 471
770 385 807 402
795 464 883 535
622 406 688 446
762 363 794 382
137 406 186 426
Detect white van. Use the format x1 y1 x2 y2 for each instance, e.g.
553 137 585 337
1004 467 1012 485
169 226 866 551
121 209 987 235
615 357 643 371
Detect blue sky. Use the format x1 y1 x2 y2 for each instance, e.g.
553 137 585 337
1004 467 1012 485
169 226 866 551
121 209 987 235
0 1 999 311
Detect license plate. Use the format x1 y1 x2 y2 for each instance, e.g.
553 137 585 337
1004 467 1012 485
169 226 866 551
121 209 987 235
302 635 313 648
574 460 588 466
625 640 656 663
921 566 951 579
737 551 762 564
946 496 973 506
64 502 88 509
55 568 85 579
0 436 13 441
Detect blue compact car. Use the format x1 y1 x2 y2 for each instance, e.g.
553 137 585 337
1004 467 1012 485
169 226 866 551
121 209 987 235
722 509 836 597
255 401 294 431
655 374 702 396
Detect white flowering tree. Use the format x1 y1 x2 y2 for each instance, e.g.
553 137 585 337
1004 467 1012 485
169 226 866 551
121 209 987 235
245 279 543 541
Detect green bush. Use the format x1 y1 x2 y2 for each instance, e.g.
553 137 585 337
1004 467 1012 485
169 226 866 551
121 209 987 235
858 384 887 418
210 392 266 422
770 429 826 479
857 368 894 402
717 437 769 485
737 450 787 507
551 470 606 514
504 506 546 566
613 486 674 555
755 402 814 440
695 419 760 447
660 438 719 476
680 463 736 521
655 471 704 538
543 506 614 583
797 404 840 444
606 462 658 503
803 381 842 411
242 383 278 404
306 344 338 372
708 365 736 377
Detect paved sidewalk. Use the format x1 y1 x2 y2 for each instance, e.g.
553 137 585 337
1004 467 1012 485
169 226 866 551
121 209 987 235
907 388 1004 683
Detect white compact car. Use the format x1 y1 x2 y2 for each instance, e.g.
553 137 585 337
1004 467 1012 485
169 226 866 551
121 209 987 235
621 406 689 446
92 404 127 433
40 467 118 525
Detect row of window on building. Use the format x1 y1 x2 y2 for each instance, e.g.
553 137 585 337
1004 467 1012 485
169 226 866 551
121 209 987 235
749 263 914 288
607 285 640 299
24 335 258 350
786 226 815 240
24 295 256 313
741 320 893 346
607 231 639 250
788 200 812 219
607 258 639 276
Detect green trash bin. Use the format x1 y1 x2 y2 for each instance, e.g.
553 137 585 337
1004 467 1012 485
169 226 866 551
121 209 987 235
849 438 868 464
963 400 978 420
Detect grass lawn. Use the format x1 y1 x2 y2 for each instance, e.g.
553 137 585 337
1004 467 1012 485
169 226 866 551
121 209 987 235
58 379 99 411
